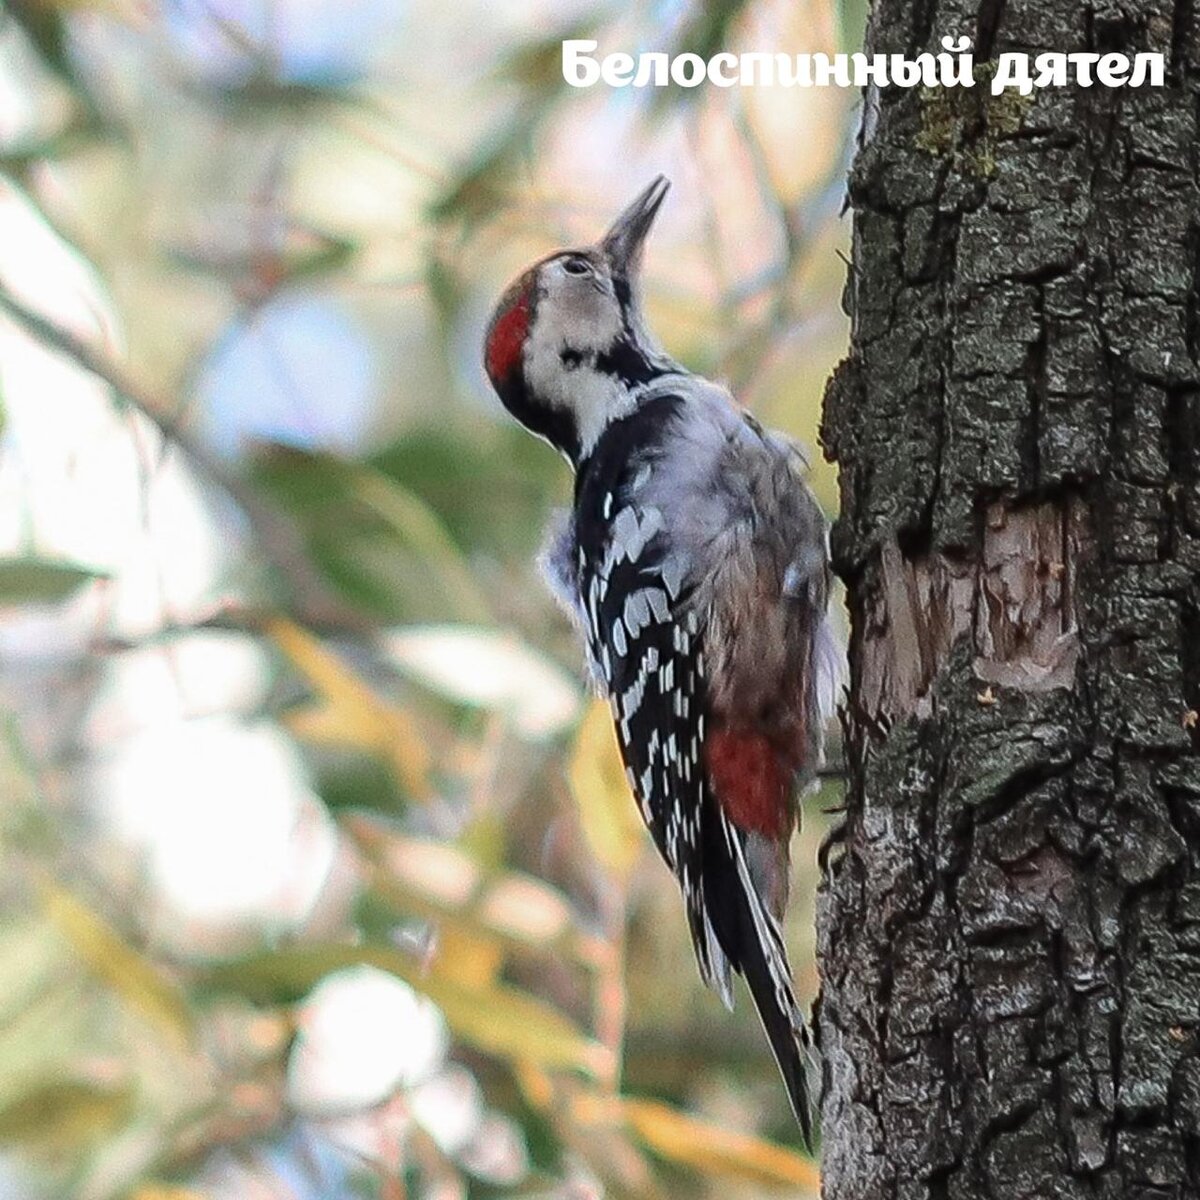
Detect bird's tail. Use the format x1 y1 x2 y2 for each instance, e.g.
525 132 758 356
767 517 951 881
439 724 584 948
702 804 816 1147
736 891 814 1146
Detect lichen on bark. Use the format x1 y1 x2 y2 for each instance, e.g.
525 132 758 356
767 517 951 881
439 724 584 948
816 2 1200 1197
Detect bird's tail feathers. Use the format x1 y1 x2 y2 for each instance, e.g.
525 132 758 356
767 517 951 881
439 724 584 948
698 805 816 1147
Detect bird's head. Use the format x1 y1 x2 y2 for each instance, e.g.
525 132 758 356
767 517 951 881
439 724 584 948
483 176 674 466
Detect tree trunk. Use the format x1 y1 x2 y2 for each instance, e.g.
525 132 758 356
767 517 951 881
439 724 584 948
817 4 1200 1198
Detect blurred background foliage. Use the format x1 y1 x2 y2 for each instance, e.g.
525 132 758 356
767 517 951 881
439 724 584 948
0 0 863 1196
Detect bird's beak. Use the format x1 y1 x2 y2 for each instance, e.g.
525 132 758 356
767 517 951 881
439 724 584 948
600 175 670 275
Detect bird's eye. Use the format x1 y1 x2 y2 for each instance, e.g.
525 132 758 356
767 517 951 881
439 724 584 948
562 256 591 276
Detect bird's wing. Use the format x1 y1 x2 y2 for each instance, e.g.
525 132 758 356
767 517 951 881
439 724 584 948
577 491 815 1142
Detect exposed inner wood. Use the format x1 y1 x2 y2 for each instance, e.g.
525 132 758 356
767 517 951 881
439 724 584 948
861 499 1089 722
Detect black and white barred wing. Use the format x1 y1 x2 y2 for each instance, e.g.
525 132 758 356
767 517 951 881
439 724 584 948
578 500 814 1141
577 502 730 993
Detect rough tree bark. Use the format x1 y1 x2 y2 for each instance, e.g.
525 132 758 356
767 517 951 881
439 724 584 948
817 3 1200 1198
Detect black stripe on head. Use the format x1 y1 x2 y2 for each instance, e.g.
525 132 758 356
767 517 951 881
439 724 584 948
594 266 657 387
595 336 658 388
494 368 581 463
605 267 665 387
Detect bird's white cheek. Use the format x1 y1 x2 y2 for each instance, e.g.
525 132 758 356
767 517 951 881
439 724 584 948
524 327 562 391
530 289 623 362
524 310 638 455
525 337 634 455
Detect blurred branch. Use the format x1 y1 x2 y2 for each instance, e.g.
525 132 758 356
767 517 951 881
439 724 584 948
0 282 366 631
2 0 109 123
592 892 628 1097
268 617 432 798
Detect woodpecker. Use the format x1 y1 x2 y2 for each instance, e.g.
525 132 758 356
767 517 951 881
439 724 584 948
483 177 838 1142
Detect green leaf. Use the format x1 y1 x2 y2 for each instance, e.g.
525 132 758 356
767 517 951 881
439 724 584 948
621 1096 819 1190
2 1 109 127
4 1 74 85
568 700 644 882
837 0 871 53
40 880 194 1045
428 115 536 229
268 616 431 798
201 943 610 1077
0 977 92 1111
671 0 751 62
495 25 597 96
202 76 363 119
251 445 493 624
429 23 599 228
369 425 565 561
424 254 467 333
647 0 751 110
0 1079 133 1149
0 921 67 1031
0 559 109 603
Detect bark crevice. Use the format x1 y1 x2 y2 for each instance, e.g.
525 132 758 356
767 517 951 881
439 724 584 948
817 2 1200 1196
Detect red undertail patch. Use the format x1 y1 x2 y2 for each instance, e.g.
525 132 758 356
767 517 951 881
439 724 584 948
485 286 531 384
705 727 789 839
